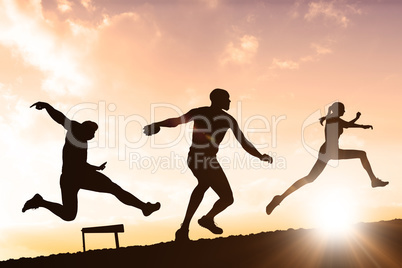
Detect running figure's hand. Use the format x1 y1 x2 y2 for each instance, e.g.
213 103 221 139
363 125 373 130
30 101 49 110
261 154 273 164
143 124 160 136
97 162 107 171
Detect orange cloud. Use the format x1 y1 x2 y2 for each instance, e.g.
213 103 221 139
220 35 259 65
0 0 94 96
270 41 333 71
304 1 362 28
57 0 73 13
270 58 300 70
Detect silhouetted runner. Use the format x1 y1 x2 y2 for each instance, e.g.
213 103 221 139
266 102 388 215
144 89 273 242
22 102 160 220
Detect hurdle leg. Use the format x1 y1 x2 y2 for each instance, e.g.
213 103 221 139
82 232 86 252
114 232 120 249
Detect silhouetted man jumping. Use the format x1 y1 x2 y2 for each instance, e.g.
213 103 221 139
23 101 160 220
144 89 272 241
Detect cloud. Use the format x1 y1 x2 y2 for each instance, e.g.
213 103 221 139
81 0 95 12
57 0 73 13
288 0 303 19
311 43 333 55
0 0 96 96
220 34 259 65
270 58 300 70
200 0 219 9
304 1 348 27
300 42 333 62
304 1 362 28
269 42 333 70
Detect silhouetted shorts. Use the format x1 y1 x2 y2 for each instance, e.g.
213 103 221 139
60 170 114 193
187 151 231 191
318 144 344 162
187 152 221 171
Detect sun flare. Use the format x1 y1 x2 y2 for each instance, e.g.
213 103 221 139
314 192 357 235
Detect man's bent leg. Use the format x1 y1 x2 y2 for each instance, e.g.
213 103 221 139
39 174 79 221
81 171 160 216
205 163 233 219
181 182 209 230
23 175 79 221
176 158 210 242
42 187 78 221
198 161 233 234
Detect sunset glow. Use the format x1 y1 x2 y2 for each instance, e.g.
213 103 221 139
0 0 401 262
314 191 356 235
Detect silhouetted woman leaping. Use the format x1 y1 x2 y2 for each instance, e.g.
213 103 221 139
266 102 388 215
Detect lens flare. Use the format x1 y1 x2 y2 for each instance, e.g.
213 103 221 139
314 191 357 235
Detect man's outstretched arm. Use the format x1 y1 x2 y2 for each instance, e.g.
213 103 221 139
231 120 273 163
31 101 71 128
143 109 195 136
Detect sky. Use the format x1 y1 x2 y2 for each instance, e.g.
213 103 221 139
0 0 401 261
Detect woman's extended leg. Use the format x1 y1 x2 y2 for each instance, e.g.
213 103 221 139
338 149 388 187
266 159 328 215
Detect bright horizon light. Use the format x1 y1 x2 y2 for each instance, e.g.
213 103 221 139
314 192 356 235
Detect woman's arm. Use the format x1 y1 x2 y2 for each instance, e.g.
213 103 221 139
343 113 373 129
349 112 361 124
348 124 373 129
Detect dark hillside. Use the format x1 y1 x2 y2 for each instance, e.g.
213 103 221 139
2 219 402 268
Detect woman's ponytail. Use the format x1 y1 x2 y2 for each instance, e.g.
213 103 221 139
319 115 326 125
319 102 344 125
319 103 335 125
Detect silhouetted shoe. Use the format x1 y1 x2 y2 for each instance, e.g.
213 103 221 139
198 216 223 234
22 194 43 212
175 227 190 242
142 202 161 216
371 178 389 188
266 195 281 215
